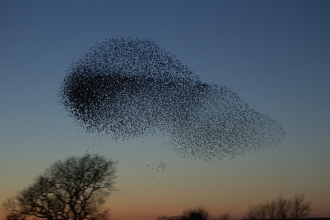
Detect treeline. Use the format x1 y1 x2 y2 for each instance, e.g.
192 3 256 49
158 194 313 220
244 194 312 220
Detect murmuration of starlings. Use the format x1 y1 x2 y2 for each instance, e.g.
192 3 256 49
58 37 285 161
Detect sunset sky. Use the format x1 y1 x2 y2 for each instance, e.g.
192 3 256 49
0 1 329 220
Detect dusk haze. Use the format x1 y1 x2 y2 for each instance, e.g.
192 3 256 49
0 1 329 220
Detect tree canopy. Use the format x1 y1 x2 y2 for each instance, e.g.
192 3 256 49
2 154 117 220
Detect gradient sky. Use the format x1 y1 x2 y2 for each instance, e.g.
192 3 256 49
1 1 329 220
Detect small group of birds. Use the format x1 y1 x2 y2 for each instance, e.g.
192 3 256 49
147 161 166 177
58 37 285 162
83 142 96 158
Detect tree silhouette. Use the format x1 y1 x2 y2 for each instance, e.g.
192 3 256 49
2 154 117 220
244 194 312 219
182 207 210 220
290 194 312 219
276 196 292 219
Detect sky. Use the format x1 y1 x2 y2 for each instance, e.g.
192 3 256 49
0 1 329 220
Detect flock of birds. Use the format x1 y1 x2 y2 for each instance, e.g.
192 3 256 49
147 162 167 178
58 37 285 163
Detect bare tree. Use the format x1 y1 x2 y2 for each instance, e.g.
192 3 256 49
2 154 117 220
265 200 277 219
245 202 266 220
276 196 292 219
244 194 312 220
289 194 312 219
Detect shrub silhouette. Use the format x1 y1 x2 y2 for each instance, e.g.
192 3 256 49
182 207 210 220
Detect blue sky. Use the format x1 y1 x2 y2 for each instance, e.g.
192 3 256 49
1 1 329 220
